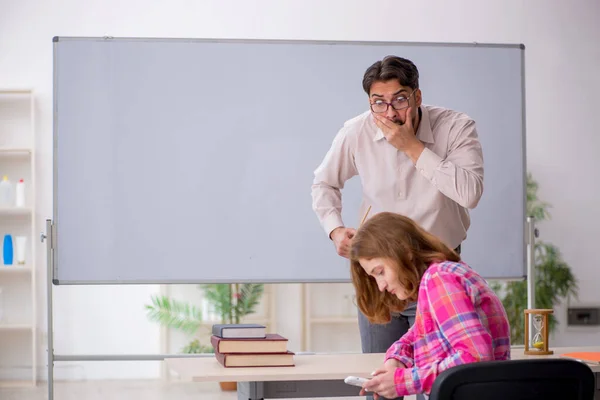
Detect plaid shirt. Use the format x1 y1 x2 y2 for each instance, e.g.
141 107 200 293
385 261 511 396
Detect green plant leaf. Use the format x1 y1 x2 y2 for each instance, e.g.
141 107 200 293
526 172 551 220
144 295 203 334
199 283 265 324
236 283 264 318
200 284 235 323
181 339 214 354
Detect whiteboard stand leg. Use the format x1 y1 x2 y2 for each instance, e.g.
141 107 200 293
42 219 55 400
526 216 539 344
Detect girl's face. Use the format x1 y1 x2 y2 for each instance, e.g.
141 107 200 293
359 257 410 300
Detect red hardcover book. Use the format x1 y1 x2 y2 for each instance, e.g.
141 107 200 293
211 334 288 354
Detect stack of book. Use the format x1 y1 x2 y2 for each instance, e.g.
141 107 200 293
211 323 295 368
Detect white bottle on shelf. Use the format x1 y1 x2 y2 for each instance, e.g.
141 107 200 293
0 176 12 207
15 179 25 207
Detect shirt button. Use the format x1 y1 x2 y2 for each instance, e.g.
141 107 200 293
397 191 402 197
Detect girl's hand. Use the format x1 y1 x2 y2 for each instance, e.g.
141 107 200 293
360 366 398 399
358 359 404 399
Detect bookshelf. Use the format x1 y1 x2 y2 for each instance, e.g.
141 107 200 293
0 89 37 387
301 283 361 352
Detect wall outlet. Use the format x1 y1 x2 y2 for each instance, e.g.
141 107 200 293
567 307 599 326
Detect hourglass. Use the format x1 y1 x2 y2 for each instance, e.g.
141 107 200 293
524 309 553 355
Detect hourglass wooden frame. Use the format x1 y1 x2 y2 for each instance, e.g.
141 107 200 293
524 309 554 355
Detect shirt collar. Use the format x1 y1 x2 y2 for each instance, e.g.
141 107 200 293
373 106 435 144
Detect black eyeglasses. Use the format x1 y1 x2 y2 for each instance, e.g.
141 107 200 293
370 89 417 113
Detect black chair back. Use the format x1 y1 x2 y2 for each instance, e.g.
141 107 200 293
428 358 596 400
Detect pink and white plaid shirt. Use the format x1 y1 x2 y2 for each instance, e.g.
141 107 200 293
385 261 511 397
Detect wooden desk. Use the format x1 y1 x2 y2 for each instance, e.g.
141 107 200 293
167 352 381 399
166 346 600 400
509 345 600 372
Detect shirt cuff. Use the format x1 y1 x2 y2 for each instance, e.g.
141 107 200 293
393 367 411 397
324 213 344 238
415 147 442 181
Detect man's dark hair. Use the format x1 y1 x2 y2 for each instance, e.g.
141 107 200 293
362 56 420 94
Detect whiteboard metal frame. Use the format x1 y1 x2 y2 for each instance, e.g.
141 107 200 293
51 36 528 285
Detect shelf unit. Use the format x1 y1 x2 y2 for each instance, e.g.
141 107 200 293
301 282 361 353
0 89 37 387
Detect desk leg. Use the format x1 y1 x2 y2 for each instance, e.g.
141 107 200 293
237 382 264 400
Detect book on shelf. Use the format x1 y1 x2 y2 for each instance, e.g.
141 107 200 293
212 323 266 339
211 333 288 354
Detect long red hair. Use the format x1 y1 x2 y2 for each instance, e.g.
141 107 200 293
350 212 460 324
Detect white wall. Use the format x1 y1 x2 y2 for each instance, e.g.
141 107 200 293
0 0 598 380
521 0 600 345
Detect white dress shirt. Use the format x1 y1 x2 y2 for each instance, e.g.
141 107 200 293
311 104 484 250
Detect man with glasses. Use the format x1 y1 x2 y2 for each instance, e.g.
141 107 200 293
311 55 484 400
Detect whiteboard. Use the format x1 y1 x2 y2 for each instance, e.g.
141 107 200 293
52 37 526 284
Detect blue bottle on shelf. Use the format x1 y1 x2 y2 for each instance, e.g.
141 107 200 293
3 234 13 265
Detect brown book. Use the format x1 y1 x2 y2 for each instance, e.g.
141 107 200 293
211 334 288 354
215 351 295 368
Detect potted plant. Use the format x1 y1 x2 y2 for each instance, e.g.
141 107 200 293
145 283 265 390
491 174 578 344
200 283 265 324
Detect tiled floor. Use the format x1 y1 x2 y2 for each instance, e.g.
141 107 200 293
0 379 418 400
